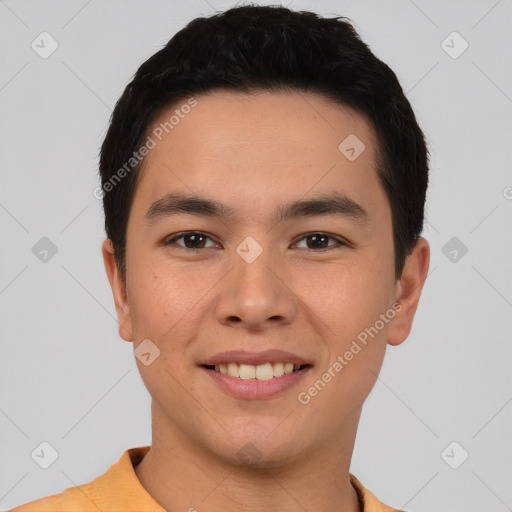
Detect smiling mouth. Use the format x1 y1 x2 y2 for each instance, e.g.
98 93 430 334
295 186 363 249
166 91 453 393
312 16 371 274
201 362 311 380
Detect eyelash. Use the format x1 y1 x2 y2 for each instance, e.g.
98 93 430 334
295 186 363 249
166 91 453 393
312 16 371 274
162 231 348 251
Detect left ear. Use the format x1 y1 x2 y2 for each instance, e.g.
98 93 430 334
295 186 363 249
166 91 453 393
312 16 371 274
387 236 430 346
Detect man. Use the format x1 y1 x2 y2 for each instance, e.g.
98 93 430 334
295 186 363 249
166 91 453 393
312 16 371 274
13 4 430 511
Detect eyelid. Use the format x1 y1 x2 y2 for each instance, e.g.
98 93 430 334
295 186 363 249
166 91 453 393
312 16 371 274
163 231 220 248
292 232 348 249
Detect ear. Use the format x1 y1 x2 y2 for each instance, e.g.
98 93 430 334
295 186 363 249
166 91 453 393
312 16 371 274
101 238 133 342
387 236 430 346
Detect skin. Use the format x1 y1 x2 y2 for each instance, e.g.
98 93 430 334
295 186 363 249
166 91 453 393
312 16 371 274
102 90 430 512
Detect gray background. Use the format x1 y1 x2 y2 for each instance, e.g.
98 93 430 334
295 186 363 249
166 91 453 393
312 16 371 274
1 1 511 511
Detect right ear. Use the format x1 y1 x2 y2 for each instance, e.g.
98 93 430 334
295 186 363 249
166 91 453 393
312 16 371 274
101 238 133 342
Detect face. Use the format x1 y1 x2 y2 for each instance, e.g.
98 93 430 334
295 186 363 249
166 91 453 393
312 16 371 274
103 90 429 467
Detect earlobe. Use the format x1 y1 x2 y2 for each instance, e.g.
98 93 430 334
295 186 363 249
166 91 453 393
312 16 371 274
101 238 134 342
387 236 430 346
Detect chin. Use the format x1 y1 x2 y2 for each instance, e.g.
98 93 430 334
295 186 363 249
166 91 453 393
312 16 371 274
206 423 309 470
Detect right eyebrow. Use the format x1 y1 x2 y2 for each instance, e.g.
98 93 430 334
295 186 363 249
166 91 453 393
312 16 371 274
145 193 236 224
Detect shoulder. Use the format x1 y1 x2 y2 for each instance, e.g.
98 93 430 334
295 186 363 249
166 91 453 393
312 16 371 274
350 473 409 512
10 446 160 512
10 482 96 512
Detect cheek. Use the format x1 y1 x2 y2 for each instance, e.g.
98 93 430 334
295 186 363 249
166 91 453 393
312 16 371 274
128 266 212 396
296 265 392 416
296 258 394 342
128 263 213 343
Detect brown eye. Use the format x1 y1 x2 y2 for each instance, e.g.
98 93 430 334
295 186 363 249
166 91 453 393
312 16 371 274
164 232 217 249
294 232 345 250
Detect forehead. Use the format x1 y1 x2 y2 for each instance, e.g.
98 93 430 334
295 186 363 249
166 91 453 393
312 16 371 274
132 89 387 225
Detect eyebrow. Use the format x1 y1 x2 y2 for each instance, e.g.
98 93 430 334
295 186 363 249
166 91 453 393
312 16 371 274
144 192 369 226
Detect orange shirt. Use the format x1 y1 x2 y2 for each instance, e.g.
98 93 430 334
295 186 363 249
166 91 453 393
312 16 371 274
11 446 405 512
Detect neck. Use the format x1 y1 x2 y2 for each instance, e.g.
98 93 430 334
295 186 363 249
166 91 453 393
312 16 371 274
135 402 363 512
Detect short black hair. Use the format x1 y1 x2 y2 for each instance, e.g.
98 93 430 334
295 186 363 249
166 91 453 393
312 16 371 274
99 4 429 282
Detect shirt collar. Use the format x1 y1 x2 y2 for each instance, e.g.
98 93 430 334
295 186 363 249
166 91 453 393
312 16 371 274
99 446 401 512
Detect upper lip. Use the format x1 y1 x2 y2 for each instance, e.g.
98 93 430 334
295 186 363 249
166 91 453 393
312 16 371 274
201 349 312 367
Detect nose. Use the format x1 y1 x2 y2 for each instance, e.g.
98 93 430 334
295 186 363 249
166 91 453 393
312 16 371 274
214 247 298 331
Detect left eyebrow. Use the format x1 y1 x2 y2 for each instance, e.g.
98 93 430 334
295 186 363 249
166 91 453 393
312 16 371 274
144 191 369 226
274 192 369 226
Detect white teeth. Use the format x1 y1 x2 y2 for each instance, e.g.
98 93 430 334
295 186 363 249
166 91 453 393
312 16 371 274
255 363 274 381
239 364 256 379
272 362 284 377
211 361 305 380
284 363 294 374
227 362 239 378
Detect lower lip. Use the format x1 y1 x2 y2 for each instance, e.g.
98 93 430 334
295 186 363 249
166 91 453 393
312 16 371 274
201 366 312 400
